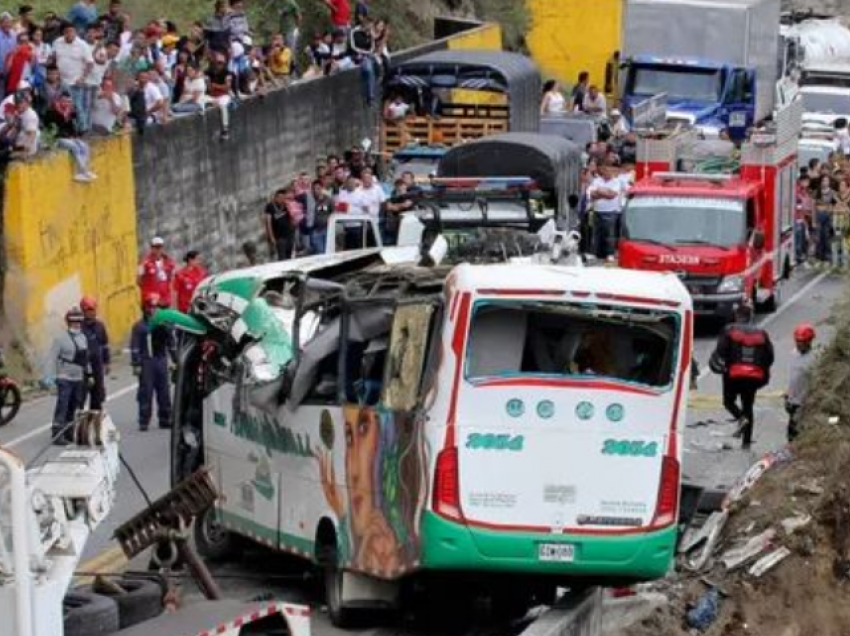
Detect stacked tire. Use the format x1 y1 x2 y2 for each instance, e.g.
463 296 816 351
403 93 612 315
64 576 164 636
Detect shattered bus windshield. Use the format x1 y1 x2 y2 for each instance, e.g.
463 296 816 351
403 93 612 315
465 301 678 388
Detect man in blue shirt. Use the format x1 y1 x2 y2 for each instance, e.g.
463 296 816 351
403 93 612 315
0 13 17 100
67 0 98 36
131 294 176 431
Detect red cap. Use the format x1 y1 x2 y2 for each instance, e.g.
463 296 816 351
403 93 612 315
80 296 97 311
143 293 161 308
794 323 816 342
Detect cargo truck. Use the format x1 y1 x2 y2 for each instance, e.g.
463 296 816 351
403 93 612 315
621 0 781 139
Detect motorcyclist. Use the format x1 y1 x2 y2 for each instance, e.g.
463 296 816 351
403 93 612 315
43 306 91 444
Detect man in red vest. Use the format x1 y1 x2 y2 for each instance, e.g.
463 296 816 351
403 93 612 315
710 304 775 450
174 250 208 313
137 236 176 307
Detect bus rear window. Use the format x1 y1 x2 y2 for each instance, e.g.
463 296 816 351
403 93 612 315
465 301 678 388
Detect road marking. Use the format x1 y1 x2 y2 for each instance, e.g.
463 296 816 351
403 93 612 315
6 383 138 449
759 270 830 329
696 271 831 380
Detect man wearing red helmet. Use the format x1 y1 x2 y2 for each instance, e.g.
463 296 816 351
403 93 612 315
130 294 176 431
80 296 110 410
173 250 207 313
785 323 816 442
137 236 175 307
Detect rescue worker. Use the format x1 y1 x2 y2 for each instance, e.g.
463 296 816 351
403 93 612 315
709 304 775 450
80 296 110 410
131 294 176 431
137 236 176 307
43 306 90 445
785 323 816 442
174 250 208 313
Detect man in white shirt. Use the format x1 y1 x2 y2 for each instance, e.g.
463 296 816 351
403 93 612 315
588 164 626 260
13 91 39 157
53 22 94 132
582 85 607 116
137 69 165 125
91 77 125 134
172 64 208 115
335 175 363 212
356 168 386 219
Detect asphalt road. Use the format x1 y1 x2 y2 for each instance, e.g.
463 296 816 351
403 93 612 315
0 266 843 636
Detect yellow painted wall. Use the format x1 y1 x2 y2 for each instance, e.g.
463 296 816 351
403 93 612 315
527 0 623 91
4 135 139 359
446 23 507 106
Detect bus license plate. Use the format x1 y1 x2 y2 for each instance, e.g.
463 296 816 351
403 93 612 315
538 543 575 563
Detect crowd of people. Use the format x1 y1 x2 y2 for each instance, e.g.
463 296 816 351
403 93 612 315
795 140 850 271
259 144 423 260
0 0 391 179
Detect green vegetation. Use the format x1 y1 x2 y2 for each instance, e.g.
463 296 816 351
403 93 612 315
23 0 528 51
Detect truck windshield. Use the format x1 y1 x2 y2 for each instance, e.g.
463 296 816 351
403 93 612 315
465 301 678 389
631 65 723 103
623 196 745 248
801 91 850 115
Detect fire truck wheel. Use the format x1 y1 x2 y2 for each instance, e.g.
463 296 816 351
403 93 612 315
63 590 120 636
194 507 241 561
91 577 164 628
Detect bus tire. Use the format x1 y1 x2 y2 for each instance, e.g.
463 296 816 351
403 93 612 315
63 591 120 636
194 508 240 561
324 560 356 627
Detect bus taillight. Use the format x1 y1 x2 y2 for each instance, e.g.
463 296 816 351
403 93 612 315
433 447 464 521
651 456 680 528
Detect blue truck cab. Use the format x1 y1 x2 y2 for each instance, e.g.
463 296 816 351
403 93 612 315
622 55 756 139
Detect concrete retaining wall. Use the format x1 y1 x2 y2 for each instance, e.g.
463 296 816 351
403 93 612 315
132 69 369 270
3 136 139 359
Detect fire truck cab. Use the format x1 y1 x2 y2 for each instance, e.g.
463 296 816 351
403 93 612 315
620 101 802 321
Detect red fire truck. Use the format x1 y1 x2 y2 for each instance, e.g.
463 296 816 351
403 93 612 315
619 101 802 320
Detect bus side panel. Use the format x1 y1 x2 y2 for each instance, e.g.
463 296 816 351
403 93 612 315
205 385 283 550
311 404 430 578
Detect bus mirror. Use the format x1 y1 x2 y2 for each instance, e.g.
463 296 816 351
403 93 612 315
752 230 765 250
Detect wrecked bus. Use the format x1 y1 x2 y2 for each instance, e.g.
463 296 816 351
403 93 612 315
168 249 692 625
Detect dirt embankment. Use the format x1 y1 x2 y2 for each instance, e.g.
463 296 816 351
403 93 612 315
624 290 850 635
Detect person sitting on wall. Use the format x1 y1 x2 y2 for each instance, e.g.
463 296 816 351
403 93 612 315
44 89 97 182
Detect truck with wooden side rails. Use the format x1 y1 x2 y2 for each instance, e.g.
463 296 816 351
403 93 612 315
619 100 802 321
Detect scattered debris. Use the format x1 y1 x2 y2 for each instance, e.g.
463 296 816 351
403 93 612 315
720 529 776 570
722 447 793 510
685 587 719 631
748 547 791 577
793 479 824 497
683 511 729 571
780 514 812 535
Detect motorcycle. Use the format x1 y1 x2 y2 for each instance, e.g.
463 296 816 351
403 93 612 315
0 348 22 426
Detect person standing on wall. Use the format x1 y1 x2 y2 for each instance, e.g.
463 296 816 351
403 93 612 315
138 236 176 307
174 250 208 314
42 306 90 445
131 294 175 432
79 296 110 411
264 187 297 261
709 304 775 450
785 323 816 442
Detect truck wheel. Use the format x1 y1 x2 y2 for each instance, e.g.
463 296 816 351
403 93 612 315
194 508 240 561
63 591 120 636
91 576 163 628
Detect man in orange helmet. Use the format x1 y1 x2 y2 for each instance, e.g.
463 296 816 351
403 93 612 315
80 296 110 410
130 294 175 431
785 323 816 442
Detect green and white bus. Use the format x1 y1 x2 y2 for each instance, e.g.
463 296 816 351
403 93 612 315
169 250 692 624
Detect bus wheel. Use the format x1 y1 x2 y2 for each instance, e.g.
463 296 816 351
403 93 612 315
193 508 240 561
323 551 355 627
